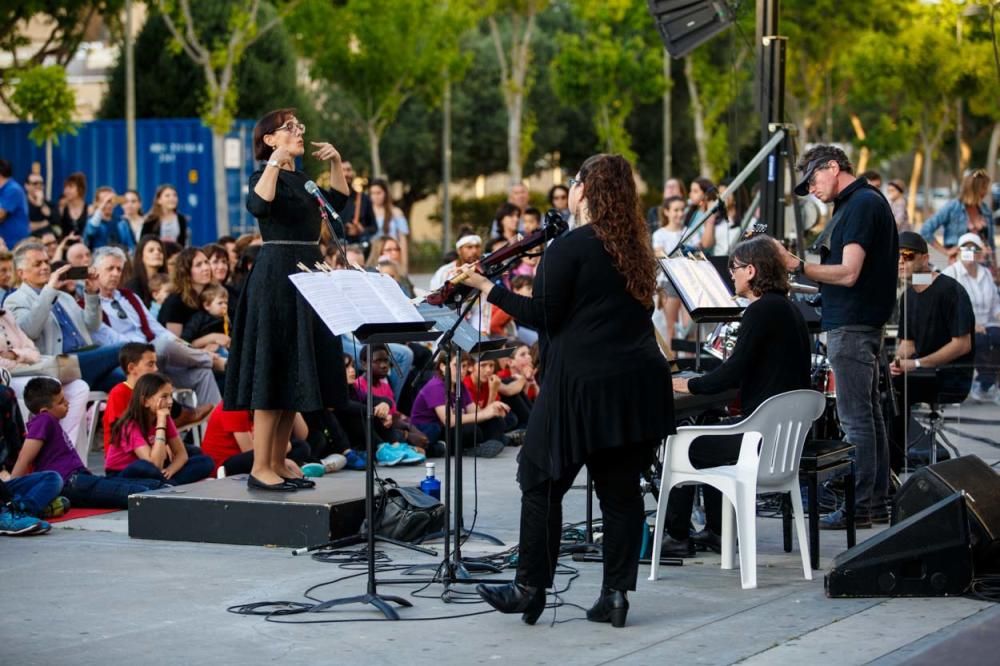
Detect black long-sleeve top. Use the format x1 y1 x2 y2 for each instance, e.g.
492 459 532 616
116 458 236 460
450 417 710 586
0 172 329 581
688 291 811 415
486 224 674 483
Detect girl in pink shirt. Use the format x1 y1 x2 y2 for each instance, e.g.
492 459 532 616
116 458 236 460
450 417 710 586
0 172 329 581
105 373 213 485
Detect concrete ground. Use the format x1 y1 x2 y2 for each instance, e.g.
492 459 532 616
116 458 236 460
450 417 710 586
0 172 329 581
1 396 998 665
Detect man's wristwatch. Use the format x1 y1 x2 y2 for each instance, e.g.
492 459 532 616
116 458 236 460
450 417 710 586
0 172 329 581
914 358 922 369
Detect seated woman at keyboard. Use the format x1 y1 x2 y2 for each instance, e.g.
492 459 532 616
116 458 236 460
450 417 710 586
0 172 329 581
666 235 812 557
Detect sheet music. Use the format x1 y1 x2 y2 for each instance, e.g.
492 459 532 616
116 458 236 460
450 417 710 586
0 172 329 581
660 256 738 312
290 271 425 336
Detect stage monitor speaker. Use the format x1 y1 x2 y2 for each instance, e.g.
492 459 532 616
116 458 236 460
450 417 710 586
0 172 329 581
825 492 973 598
647 0 734 58
893 454 1000 572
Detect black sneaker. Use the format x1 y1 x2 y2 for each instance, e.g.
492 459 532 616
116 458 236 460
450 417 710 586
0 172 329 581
472 439 505 459
690 528 722 553
870 499 891 524
819 507 872 530
660 535 696 558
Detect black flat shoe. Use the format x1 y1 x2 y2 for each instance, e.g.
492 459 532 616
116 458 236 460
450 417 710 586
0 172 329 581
476 582 546 625
247 474 298 492
587 588 629 628
661 534 696 558
690 528 722 553
282 477 316 489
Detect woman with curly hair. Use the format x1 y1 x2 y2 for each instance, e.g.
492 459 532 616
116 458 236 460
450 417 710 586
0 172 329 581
460 154 674 628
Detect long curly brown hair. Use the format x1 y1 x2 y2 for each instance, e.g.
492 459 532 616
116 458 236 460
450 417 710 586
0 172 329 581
578 154 657 304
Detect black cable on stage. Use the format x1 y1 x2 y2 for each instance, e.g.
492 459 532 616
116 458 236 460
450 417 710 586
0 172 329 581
968 574 1000 603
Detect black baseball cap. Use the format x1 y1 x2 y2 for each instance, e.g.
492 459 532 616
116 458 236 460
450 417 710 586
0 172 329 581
898 231 928 254
794 159 828 197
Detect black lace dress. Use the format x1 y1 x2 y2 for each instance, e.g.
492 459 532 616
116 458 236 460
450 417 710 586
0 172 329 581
224 168 349 411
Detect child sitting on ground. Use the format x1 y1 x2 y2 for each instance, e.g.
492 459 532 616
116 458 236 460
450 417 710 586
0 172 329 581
8 377 166 509
355 343 429 454
182 284 229 352
463 357 522 431
201 405 312 478
410 353 511 459
105 373 214 485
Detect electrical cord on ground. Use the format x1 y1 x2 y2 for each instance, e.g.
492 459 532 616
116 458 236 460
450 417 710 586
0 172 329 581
967 574 1000 603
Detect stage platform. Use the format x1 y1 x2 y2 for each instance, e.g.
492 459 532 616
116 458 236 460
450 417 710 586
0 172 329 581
128 475 366 548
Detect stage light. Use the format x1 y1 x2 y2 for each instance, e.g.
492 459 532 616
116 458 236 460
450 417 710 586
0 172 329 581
647 0 734 58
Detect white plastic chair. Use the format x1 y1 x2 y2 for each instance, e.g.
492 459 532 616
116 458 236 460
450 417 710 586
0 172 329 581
172 388 205 447
84 391 110 461
649 389 826 589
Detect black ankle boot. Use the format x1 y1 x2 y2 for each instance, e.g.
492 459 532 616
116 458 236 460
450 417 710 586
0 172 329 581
587 587 629 628
476 582 546 625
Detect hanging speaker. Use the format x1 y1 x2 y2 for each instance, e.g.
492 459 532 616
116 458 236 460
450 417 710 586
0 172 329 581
893 455 1000 573
825 492 973 598
647 0 734 58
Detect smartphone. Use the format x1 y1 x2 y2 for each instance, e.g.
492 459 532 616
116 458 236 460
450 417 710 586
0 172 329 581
64 266 91 280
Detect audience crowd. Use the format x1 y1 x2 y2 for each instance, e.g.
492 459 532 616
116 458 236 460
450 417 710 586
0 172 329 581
0 154 997 538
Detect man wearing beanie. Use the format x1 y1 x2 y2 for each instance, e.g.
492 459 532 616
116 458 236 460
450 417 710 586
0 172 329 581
890 231 975 468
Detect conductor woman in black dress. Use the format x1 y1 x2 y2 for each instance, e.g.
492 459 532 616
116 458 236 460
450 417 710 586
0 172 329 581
460 154 675 628
224 108 350 491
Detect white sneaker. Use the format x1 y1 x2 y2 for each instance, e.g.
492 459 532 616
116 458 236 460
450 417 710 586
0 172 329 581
321 453 347 473
969 385 988 402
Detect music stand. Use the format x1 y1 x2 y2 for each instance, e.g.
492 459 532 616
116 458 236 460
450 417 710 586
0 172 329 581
290 272 441 620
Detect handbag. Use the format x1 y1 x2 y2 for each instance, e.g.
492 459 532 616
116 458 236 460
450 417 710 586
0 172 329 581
9 354 83 384
361 477 445 543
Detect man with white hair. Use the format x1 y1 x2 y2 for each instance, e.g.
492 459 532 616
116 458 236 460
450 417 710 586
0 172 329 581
90 246 222 408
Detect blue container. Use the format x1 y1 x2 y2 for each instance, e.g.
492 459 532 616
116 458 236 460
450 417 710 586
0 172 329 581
0 118 259 245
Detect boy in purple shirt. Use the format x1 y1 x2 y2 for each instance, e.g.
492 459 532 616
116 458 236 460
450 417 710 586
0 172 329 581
9 378 166 509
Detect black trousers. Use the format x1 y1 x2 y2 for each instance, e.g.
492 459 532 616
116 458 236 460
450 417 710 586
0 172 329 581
515 443 654 591
664 430 742 540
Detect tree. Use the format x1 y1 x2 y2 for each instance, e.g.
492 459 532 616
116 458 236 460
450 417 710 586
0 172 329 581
289 0 475 181
549 0 664 164
487 0 551 183
0 1 124 111
10 65 79 195
152 0 295 238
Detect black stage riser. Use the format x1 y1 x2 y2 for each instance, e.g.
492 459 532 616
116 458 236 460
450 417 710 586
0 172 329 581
128 476 366 548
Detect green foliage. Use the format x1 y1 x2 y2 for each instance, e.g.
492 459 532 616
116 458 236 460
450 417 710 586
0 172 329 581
549 0 663 163
11 65 79 146
99 3 308 123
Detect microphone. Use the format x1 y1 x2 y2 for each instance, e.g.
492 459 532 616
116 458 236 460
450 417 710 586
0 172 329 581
304 180 342 221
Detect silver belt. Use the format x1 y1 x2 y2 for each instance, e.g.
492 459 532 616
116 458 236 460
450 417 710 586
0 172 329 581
262 239 319 246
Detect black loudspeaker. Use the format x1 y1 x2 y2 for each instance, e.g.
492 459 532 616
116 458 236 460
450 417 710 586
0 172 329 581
825 492 973 598
646 0 734 58
893 454 1000 572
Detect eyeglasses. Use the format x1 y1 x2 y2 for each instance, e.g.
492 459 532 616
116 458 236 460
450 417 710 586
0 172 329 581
899 250 917 261
808 163 834 187
109 299 128 320
568 177 581 189
27 179 43 186
729 261 750 273
274 121 305 135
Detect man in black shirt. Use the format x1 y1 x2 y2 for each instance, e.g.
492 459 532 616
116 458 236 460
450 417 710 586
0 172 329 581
889 231 974 468
780 145 898 529
666 236 811 556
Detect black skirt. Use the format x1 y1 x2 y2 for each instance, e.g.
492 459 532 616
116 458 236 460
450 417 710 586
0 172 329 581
223 243 347 412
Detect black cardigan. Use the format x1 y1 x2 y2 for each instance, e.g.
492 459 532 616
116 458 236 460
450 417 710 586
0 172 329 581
487 224 674 483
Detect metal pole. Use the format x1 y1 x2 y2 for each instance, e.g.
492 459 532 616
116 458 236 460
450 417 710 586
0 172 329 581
125 0 137 190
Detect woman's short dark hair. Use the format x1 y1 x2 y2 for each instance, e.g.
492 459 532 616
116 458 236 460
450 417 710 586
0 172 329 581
494 202 521 223
729 235 789 297
548 184 569 204
253 108 297 161
64 171 87 199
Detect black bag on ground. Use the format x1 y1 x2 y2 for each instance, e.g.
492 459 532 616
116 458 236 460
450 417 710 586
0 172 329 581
361 478 445 543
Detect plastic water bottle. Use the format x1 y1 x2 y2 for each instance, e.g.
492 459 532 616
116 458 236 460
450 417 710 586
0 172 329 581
420 462 441 500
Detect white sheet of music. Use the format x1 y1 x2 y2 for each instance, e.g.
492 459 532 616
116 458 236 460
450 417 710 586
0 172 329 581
289 271 424 336
660 256 735 310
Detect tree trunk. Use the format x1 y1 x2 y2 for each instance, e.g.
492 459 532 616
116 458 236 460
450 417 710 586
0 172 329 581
367 122 383 180
507 87 523 183
212 131 228 242
684 56 711 180
921 133 934 220
45 138 53 201
662 49 672 182
442 77 452 252
986 121 1000 193
908 150 921 226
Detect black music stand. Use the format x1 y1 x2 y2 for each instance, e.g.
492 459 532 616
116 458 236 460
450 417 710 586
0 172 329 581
306 321 441 620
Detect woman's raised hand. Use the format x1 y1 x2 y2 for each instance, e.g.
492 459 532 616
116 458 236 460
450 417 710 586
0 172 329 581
310 142 341 163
